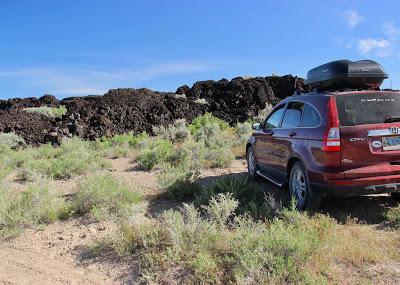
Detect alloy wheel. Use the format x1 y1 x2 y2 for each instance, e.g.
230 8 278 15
291 168 307 207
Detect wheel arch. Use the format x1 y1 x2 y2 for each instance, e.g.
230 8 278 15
246 136 256 155
287 154 306 182
246 143 252 155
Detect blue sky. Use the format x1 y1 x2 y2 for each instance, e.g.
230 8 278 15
0 0 400 99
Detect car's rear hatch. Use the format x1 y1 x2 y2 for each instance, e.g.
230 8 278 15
336 92 400 178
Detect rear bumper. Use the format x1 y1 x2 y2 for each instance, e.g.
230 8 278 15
311 174 400 197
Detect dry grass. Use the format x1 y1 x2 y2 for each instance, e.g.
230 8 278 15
1 114 400 284
92 192 400 285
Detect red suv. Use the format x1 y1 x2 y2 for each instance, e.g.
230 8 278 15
246 60 400 209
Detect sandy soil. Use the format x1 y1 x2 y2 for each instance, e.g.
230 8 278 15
0 157 399 284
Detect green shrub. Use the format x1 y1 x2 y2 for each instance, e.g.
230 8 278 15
203 147 234 168
109 194 336 284
169 139 205 168
52 105 68 117
95 132 149 158
0 181 70 237
97 132 149 148
48 138 109 179
187 114 235 168
234 121 253 145
136 138 174 170
253 103 273 123
156 163 202 201
3 138 109 180
188 113 229 135
194 98 209 105
0 132 25 148
24 105 67 118
72 174 142 220
385 204 400 224
0 146 13 179
193 122 231 149
195 176 275 219
153 119 190 143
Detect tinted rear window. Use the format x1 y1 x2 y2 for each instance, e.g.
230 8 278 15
302 104 321 127
281 102 303 128
336 93 400 126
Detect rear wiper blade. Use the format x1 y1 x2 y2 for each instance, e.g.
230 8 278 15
384 116 400 123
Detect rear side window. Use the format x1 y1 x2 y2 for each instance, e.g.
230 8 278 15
336 93 400 126
281 102 303 128
302 104 321 127
264 104 286 129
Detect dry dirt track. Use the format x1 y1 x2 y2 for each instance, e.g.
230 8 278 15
0 158 247 285
0 158 399 284
0 219 124 285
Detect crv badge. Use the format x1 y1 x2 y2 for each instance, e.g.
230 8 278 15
390 126 400 134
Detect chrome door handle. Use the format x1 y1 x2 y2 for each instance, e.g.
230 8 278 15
289 131 297 137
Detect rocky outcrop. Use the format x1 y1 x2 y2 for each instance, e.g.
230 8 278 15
0 75 304 145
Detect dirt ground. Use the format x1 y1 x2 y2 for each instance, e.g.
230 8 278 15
0 157 399 284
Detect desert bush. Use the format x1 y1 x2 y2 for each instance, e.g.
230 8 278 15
156 163 202 201
72 174 142 220
0 181 70 237
96 132 149 149
188 113 229 135
47 138 109 179
136 138 174 170
203 147 234 168
193 121 231 149
253 103 273 123
109 194 336 284
0 132 25 148
194 98 208 105
169 139 205 167
385 204 400 224
152 119 190 143
94 132 149 158
3 138 109 180
195 176 276 219
24 105 67 118
234 121 253 145
188 114 235 168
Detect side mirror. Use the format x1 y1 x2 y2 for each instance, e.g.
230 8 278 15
252 123 261 130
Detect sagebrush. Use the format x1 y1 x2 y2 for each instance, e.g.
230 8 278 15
107 194 336 284
0 180 69 237
72 174 142 220
24 105 67 118
2 138 109 180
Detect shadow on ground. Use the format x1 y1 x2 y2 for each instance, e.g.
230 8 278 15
196 171 398 225
75 243 141 285
72 170 398 283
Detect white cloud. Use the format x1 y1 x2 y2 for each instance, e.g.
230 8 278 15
384 22 400 38
345 10 364 28
0 61 214 96
357 38 391 55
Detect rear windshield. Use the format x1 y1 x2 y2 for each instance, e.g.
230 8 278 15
336 93 400 126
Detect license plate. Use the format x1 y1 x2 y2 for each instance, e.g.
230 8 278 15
383 136 400 151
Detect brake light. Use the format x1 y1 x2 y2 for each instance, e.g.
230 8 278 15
322 97 340 152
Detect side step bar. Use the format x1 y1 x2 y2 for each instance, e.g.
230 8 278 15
256 170 285 188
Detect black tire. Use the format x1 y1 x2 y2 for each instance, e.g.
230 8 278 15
391 192 400 201
247 146 257 180
289 161 321 210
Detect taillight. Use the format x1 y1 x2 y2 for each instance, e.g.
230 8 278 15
322 97 340 152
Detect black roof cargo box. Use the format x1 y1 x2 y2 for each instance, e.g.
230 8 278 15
305 59 388 91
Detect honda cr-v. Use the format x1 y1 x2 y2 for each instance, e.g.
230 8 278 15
247 60 400 209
